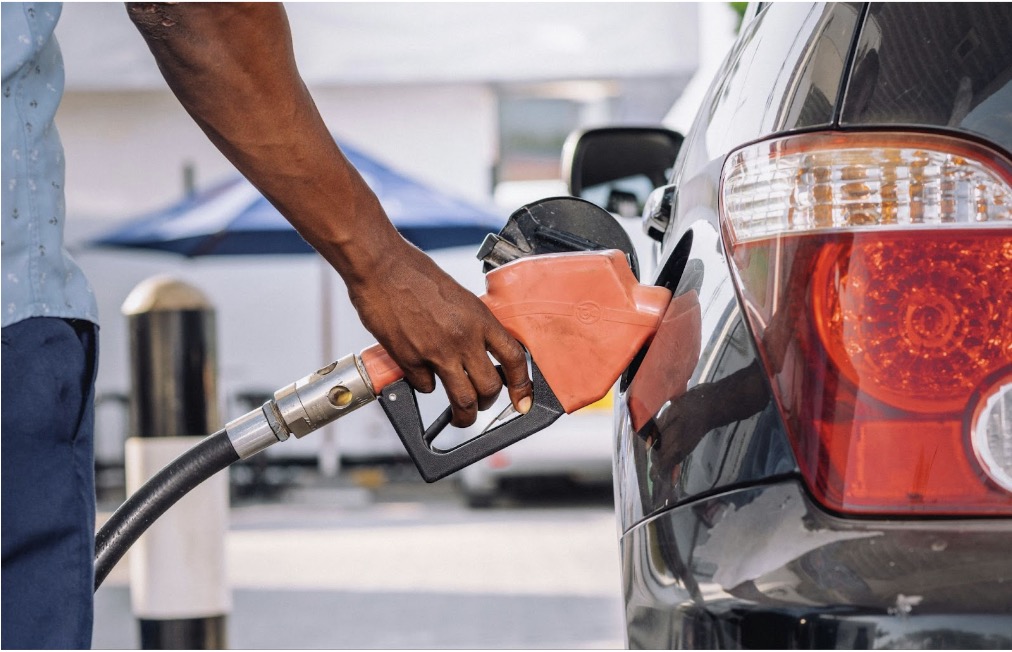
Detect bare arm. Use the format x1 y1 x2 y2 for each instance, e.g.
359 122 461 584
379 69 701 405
126 2 531 425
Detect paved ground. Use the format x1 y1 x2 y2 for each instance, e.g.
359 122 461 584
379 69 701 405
93 474 626 649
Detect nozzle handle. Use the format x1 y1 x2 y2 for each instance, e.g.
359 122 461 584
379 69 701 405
376 359 564 482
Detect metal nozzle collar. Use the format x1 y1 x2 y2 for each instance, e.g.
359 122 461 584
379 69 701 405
226 409 280 460
272 354 375 438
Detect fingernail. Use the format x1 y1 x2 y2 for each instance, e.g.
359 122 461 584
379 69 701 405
518 396 532 414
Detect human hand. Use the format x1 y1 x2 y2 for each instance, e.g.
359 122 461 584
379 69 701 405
347 239 532 428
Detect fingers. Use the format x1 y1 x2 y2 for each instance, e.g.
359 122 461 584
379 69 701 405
400 365 436 395
485 324 533 415
464 356 505 412
349 249 532 427
404 313 530 428
401 364 499 429
437 365 480 428
435 345 510 426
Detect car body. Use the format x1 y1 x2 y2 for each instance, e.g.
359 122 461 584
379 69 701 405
566 2 1012 648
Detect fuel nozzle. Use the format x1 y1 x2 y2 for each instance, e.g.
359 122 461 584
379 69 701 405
225 197 671 480
361 247 670 481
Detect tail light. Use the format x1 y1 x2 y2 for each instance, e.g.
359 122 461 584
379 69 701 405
720 131 1012 515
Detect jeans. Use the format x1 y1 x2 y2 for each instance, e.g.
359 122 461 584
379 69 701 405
2 317 99 649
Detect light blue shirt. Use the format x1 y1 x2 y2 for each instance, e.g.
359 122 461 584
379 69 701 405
2 2 97 328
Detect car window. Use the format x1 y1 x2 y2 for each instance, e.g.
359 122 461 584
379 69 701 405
841 3 1012 153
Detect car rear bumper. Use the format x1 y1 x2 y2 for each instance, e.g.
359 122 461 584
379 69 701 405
620 479 1012 649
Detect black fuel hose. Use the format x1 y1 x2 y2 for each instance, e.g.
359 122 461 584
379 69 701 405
94 430 239 590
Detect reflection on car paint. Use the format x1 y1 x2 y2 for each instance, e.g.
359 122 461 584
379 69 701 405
694 483 880 591
627 290 702 434
697 3 861 169
617 216 794 530
624 480 1012 649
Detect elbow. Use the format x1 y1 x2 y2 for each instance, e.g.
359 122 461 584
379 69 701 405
125 3 180 40
125 3 288 46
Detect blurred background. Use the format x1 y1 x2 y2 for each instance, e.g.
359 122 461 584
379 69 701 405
53 2 740 647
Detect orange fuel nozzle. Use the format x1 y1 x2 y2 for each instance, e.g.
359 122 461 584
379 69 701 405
360 249 671 413
481 249 670 412
361 248 671 482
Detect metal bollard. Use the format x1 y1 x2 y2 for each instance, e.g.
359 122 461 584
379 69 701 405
121 276 230 649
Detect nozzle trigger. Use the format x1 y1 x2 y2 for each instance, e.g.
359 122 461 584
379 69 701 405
377 359 565 482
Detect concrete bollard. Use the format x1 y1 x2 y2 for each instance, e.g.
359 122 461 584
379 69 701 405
121 276 230 649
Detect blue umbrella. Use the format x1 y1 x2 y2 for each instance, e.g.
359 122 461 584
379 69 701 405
92 139 504 256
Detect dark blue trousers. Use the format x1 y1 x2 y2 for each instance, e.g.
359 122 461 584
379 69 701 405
2 317 98 649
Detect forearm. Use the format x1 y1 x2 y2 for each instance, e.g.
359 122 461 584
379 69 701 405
126 2 398 284
127 2 533 423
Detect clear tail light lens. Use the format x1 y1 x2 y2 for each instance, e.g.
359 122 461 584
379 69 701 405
972 378 1012 493
721 131 1012 515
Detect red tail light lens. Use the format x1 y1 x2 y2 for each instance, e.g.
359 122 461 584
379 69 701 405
811 235 1012 414
721 131 1012 515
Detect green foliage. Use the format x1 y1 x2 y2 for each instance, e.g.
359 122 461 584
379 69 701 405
730 2 748 30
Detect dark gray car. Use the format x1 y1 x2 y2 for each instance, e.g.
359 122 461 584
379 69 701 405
567 3 1012 648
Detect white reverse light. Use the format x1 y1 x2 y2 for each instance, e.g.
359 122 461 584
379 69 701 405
972 380 1012 493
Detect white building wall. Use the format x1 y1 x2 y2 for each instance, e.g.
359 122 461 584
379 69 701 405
298 84 498 205
58 83 497 224
57 3 699 89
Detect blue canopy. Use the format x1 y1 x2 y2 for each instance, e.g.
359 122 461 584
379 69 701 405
92 140 504 256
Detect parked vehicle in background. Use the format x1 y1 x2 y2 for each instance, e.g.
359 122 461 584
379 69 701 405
452 391 616 507
566 2 1012 647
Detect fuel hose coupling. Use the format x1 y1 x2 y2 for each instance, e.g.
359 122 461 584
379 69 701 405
225 354 377 459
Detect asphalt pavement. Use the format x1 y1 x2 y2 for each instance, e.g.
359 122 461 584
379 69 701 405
93 470 626 649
